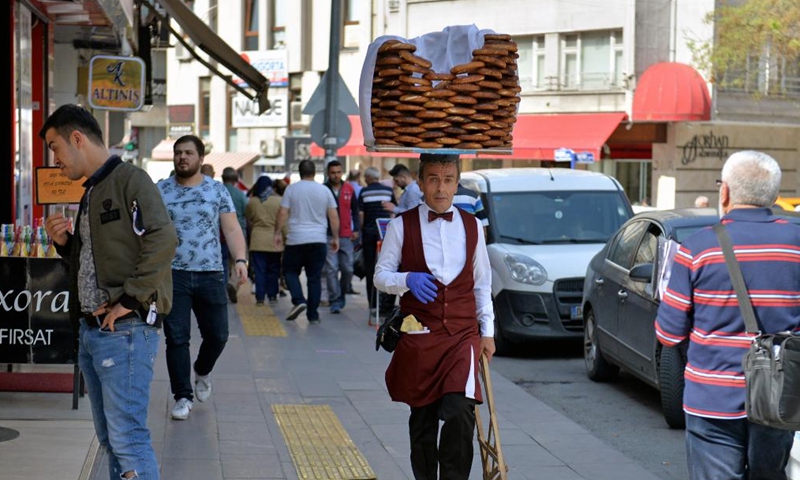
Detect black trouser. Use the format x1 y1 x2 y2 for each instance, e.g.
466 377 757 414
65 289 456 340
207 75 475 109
363 231 396 314
409 393 477 480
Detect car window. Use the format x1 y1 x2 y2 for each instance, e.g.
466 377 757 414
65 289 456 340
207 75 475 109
634 226 661 266
490 190 631 245
608 221 647 269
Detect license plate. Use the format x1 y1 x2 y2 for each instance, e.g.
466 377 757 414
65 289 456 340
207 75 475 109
571 306 583 319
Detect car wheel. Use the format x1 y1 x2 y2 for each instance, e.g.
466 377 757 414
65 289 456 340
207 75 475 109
659 346 686 429
493 305 514 357
584 309 618 381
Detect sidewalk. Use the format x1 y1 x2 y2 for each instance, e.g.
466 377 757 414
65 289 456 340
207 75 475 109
0 278 661 480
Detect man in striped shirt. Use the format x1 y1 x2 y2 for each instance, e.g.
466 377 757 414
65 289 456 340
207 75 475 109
359 167 396 324
656 151 800 480
453 183 488 228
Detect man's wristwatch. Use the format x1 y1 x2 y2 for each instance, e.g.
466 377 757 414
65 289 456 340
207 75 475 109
235 259 248 266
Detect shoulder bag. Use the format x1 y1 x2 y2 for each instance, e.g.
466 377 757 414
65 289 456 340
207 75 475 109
714 223 800 430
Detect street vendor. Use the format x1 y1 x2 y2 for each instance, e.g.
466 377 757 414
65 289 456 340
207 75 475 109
374 153 495 480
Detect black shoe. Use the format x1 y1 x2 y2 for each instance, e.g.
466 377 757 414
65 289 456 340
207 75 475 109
278 290 287 298
268 297 278 305
226 284 238 303
346 288 360 295
309 318 321 324
286 303 306 321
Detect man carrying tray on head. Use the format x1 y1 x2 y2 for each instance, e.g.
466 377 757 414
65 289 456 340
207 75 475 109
374 153 495 480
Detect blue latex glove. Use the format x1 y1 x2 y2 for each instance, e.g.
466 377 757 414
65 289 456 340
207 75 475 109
406 272 438 304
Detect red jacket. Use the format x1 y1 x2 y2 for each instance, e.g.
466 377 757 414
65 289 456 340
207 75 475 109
325 181 359 239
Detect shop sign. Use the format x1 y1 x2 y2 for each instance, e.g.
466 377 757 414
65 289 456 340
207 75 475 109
88 55 146 111
232 88 288 128
235 50 289 88
34 168 84 205
0 258 74 364
285 136 322 172
169 124 195 139
680 131 730 165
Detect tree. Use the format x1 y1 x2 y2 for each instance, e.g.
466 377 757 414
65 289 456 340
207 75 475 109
690 0 800 96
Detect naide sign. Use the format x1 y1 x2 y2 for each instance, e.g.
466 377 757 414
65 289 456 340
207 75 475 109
0 258 74 364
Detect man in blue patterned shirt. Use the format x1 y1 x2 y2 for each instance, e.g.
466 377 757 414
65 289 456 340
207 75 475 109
158 135 248 421
656 150 800 480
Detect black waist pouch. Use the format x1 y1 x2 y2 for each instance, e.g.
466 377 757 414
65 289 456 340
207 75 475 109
376 307 404 352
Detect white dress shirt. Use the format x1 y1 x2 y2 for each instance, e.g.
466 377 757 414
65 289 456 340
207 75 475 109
374 203 494 337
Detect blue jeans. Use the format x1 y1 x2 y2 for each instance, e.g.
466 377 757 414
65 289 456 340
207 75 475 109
282 243 327 321
163 270 229 401
324 237 354 308
251 251 282 302
79 317 160 480
686 414 794 480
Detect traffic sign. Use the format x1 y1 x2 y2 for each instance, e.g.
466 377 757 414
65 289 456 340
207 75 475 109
310 109 351 150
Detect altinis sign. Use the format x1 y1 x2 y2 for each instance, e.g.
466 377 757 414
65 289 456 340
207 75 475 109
89 55 146 111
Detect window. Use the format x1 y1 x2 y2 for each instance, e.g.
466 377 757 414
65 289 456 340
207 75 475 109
199 77 211 139
271 0 286 49
208 0 217 33
608 221 646 269
634 228 659 266
516 35 547 90
561 34 578 89
342 0 360 49
244 0 259 51
344 0 359 25
720 49 800 97
560 30 624 90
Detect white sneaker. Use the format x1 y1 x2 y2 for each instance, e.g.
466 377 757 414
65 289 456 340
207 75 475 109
171 398 193 420
195 373 212 403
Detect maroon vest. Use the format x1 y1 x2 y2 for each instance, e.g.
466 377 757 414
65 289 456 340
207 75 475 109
398 206 478 336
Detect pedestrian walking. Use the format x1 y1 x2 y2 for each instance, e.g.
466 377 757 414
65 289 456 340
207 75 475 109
273 159 339 323
656 150 800 480
246 176 284 305
358 167 396 325
157 134 248 421
374 153 495 480
221 166 248 303
323 160 360 314
694 195 710 208
200 163 215 178
383 163 423 215
42 104 177 480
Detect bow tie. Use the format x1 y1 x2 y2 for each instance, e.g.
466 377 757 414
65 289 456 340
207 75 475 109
428 210 453 222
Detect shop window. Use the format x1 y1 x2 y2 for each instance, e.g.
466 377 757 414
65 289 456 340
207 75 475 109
516 35 547 90
244 0 259 51
560 30 624 91
271 0 286 49
199 77 211 139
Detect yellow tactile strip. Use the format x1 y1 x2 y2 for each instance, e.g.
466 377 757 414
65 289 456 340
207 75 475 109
235 287 287 337
272 405 376 480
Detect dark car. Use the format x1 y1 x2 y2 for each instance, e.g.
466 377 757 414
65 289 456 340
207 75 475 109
581 208 721 429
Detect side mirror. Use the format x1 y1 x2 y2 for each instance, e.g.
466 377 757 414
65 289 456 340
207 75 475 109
629 263 654 283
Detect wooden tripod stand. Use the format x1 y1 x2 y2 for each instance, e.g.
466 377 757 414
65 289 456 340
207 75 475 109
475 354 509 480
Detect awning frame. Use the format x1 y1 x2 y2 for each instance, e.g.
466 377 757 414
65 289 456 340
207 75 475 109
144 0 270 114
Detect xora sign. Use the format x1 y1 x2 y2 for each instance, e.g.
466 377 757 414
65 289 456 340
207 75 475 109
88 55 145 111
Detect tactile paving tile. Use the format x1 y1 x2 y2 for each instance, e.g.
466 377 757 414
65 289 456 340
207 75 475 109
236 302 288 337
272 405 377 480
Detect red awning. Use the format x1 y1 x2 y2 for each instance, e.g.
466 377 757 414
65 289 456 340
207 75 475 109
632 62 711 122
477 113 627 160
310 116 418 158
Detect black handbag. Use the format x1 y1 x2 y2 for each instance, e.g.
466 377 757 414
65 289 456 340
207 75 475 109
375 307 403 352
353 245 366 280
715 224 800 430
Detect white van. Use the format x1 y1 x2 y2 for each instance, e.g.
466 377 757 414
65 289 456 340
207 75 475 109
460 168 633 354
